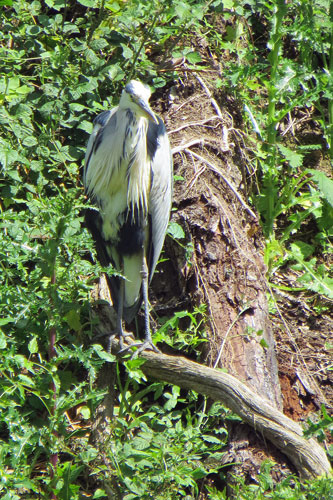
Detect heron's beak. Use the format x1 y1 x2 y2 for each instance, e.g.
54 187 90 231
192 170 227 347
138 98 158 124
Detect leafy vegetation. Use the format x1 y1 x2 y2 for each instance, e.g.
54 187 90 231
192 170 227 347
0 0 332 498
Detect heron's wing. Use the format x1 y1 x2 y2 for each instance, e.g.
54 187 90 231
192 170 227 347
147 117 173 281
84 108 123 310
83 108 118 189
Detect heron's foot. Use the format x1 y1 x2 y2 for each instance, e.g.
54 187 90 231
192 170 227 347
107 330 135 353
130 339 160 358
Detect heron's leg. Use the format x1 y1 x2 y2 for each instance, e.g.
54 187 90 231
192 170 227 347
130 255 159 356
141 257 152 344
117 278 125 349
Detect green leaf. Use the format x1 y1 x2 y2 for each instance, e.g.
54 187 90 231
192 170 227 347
78 406 91 419
18 374 34 386
92 344 116 362
167 221 185 239
28 337 38 354
64 309 82 332
202 434 221 444
23 136 38 147
77 0 96 5
186 51 202 64
308 169 333 207
77 120 94 134
291 241 314 259
0 332 7 349
0 317 14 326
277 144 303 169
93 489 107 499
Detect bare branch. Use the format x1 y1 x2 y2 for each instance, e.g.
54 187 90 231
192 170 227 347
169 116 223 135
172 139 204 155
111 341 331 479
195 73 223 118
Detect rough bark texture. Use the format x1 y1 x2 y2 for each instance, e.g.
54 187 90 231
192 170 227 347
158 77 282 411
149 77 287 483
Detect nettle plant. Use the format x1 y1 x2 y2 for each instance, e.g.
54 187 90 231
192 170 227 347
0 0 228 497
215 0 333 299
1 0 332 497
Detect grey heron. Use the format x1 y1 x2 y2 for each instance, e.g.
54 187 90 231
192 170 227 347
84 80 173 352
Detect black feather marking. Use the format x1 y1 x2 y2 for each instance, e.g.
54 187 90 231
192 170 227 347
126 109 135 125
116 207 146 256
147 116 165 160
85 208 122 315
123 124 131 157
93 129 104 153
94 110 111 127
85 208 111 267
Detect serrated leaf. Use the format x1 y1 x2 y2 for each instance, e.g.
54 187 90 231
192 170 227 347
77 120 94 134
290 241 314 259
277 144 303 169
120 43 133 60
186 51 202 64
23 136 38 147
63 23 80 34
19 374 34 386
92 344 116 362
308 169 333 207
90 38 109 51
202 434 221 444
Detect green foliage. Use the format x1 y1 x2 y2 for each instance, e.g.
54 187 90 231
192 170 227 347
108 369 229 499
304 405 333 460
1 0 332 497
207 461 333 499
156 305 208 353
216 0 333 298
0 0 228 497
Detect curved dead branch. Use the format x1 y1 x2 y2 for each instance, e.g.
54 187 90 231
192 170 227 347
112 342 331 480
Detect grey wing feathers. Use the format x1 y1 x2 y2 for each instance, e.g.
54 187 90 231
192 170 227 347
83 107 118 186
148 120 173 281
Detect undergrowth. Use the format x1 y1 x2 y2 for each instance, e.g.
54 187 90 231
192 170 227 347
0 0 332 498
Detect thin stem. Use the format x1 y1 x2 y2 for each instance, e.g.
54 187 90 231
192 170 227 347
49 269 58 500
264 0 287 237
329 1 333 164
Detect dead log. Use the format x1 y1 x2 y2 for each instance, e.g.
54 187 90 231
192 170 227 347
110 340 331 480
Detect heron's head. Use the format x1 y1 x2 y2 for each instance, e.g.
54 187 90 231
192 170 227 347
119 80 158 124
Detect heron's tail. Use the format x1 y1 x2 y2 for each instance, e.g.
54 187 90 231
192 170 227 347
105 274 143 324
